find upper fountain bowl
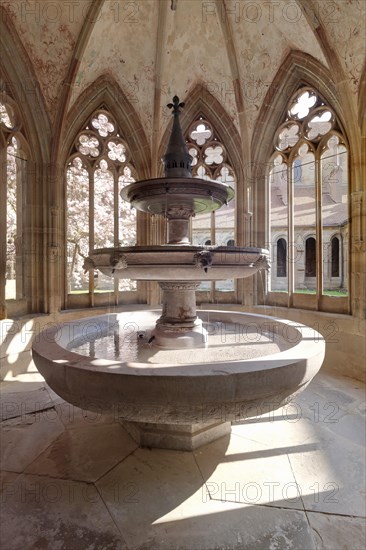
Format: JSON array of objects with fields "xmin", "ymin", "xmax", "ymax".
[{"xmin": 120, "ymin": 176, "xmax": 235, "ymax": 217}]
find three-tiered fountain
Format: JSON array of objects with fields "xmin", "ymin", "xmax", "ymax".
[{"xmin": 33, "ymin": 97, "xmax": 325, "ymax": 450}]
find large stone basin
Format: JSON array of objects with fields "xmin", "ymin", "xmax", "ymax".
[{"xmin": 32, "ymin": 309, "xmax": 325, "ymax": 450}]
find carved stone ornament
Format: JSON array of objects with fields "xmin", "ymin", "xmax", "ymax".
[
  {"xmin": 83, "ymin": 257, "xmax": 95, "ymax": 272},
  {"xmin": 167, "ymin": 206, "xmax": 194, "ymax": 219},
  {"xmin": 253, "ymin": 254, "xmax": 271, "ymax": 271},
  {"xmin": 111, "ymin": 252, "xmax": 128, "ymax": 271},
  {"xmin": 194, "ymin": 250, "xmax": 214, "ymax": 271},
  {"xmin": 158, "ymin": 281, "xmax": 200, "ymax": 291}
]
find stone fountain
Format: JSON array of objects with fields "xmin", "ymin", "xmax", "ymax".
[{"xmin": 32, "ymin": 96, "xmax": 325, "ymax": 450}]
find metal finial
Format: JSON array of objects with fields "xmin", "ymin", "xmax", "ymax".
[
  {"xmin": 167, "ymin": 96, "xmax": 185, "ymax": 114},
  {"xmin": 163, "ymin": 96, "xmax": 192, "ymax": 178}
]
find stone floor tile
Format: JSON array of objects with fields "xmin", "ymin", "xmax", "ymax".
[
  {"xmin": 136, "ymin": 502, "xmax": 316, "ymax": 550},
  {"xmin": 96, "ymin": 447, "xmax": 210, "ymax": 548},
  {"xmin": 307, "ymin": 373, "xmax": 366, "ymax": 411},
  {"xmin": 96, "ymin": 446, "xmax": 315, "ymax": 549},
  {"xmin": 295, "ymin": 375, "xmax": 365, "ymax": 425},
  {"xmin": 1, "ymin": 382, "xmax": 54, "ymax": 420},
  {"xmin": 307, "ymin": 511, "xmax": 366, "ymax": 550},
  {"xmin": 1, "ymin": 410, "xmax": 65, "ymax": 472},
  {"xmin": 1, "ymin": 375, "xmax": 45, "ymax": 392},
  {"xmin": 194, "ymin": 433, "xmax": 304, "ymax": 510},
  {"xmin": 0, "ymin": 473, "xmax": 127, "ymax": 550},
  {"xmin": 231, "ymin": 408, "xmax": 319, "ymax": 449},
  {"xmin": 288, "ymin": 432, "xmax": 366, "ymax": 516},
  {"xmin": 26, "ymin": 422, "xmax": 138, "ymax": 482}
]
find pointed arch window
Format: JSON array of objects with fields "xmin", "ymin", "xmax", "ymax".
[
  {"xmin": 331, "ymin": 236, "xmax": 340, "ymax": 278},
  {"xmin": 305, "ymin": 237, "xmax": 316, "ymax": 277},
  {"xmin": 1, "ymin": 95, "xmax": 29, "ymax": 310},
  {"xmin": 66, "ymin": 109, "xmax": 137, "ymax": 305},
  {"xmin": 268, "ymin": 87, "xmax": 349, "ymax": 309},
  {"xmin": 186, "ymin": 117, "xmax": 236, "ymax": 296},
  {"xmin": 277, "ymin": 238, "xmax": 287, "ymax": 277}
]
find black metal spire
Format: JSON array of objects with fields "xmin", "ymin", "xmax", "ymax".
[{"xmin": 163, "ymin": 96, "xmax": 193, "ymax": 178}]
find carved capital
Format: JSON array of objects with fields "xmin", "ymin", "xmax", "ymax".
[
  {"xmin": 166, "ymin": 206, "xmax": 194, "ymax": 219},
  {"xmin": 159, "ymin": 281, "xmax": 200, "ymax": 291}
]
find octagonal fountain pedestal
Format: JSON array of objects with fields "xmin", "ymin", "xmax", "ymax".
[{"xmin": 32, "ymin": 309, "xmax": 325, "ymax": 451}]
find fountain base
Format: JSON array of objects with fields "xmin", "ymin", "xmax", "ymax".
[
  {"xmin": 152, "ymin": 281, "xmax": 208, "ymax": 349},
  {"xmin": 122, "ymin": 420, "xmax": 231, "ymax": 451},
  {"xmin": 152, "ymin": 318, "xmax": 207, "ymax": 349}
]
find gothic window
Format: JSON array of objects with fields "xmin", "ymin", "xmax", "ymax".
[
  {"xmin": 66, "ymin": 109, "xmax": 137, "ymax": 303},
  {"xmin": 186, "ymin": 117, "xmax": 236, "ymax": 295},
  {"xmin": 331, "ymin": 236, "xmax": 340, "ymax": 277},
  {"xmin": 268, "ymin": 87, "xmax": 348, "ymax": 305},
  {"xmin": 305, "ymin": 237, "xmax": 316, "ymax": 277},
  {"xmin": 277, "ymin": 238, "xmax": 287, "ymax": 277},
  {"xmin": 0, "ymin": 95, "xmax": 29, "ymax": 305}
]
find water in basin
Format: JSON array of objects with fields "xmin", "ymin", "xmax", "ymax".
[{"xmin": 67, "ymin": 312, "xmax": 292, "ymax": 364}]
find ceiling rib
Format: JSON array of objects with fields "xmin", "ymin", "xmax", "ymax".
[{"xmin": 152, "ymin": 0, "xmax": 170, "ymax": 177}]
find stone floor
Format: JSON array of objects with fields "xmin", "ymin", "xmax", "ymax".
[{"xmin": 0, "ymin": 369, "xmax": 365, "ymax": 549}]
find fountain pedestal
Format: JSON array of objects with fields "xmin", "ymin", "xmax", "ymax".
[
  {"xmin": 166, "ymin": 206, "xmax": 194, "ymax": 244},
  {"xmin": 153, "ymin": 281, "xmax": 207, "ymax": 348},
  {"xmin": 122, "ymin": 420, "xmax": 231, "ymax": 451}
]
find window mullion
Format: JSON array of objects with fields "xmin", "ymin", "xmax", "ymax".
[
  {"xmin": 0, "ymin": 144, "xmax": 7, "ymax": 317},
  {"xmin": 315, "ymin": 155, "xmax": 323, "ymax": 306},
  {"xmin": 114, "ymin": 172, "xmax": 119, "ymax": 303},
  {"xmin": 287, "ymin": 162, "xmax": 294, "ymax": 306},
  {"xmin": 16, "ymin": 156, "xmax": 24, "ymax": 299},
  {"xmin": 211, "ymin": 211, "xmax": 215, "ymax": 299},
  {"xmin": 89, "ymin": 169, "xmax": 95, "ymax": 305}
]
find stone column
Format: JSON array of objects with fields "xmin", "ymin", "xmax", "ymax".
[
  {"xmin": 166, "ymin": 206, "xmax": 194, "ymax": 244},
  {"xmin": 157, "ymin": 281, "xmax": 199, "ymax": 327},
  {"xmin": 152, "ymin": 281, "xmax": 207, "ymax": 349}
]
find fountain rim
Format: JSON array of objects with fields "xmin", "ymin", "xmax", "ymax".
[
  {"xmin": 120, "ymin": 176, "xmax": 235, "ymax": 203},
  {"xmin": 32, "ymin": 309, "xmax": 325, "ymax": 378},
  {"xmin": 88, "ymin": 245, "xmax": 269, "ymax": 253}
]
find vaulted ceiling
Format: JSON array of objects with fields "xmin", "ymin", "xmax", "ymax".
[{"xmin": 1, "ymin": 0, "xmax": 365, "ymax": 148}]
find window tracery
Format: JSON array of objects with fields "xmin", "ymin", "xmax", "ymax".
[
  {"xmin": 66, "ymin": 109, "xmax": 137, "ymax": 300},
  {"xmin": 186, "ymin": 117, "xmax": 236, "ymax": 295},
  {"xmin": 0, "ymin": 94, "xmax": 28, "ymax": 303},
  {"xmin": 269, "ymin": 86, "xmax": 348, "ymax": 304}
]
